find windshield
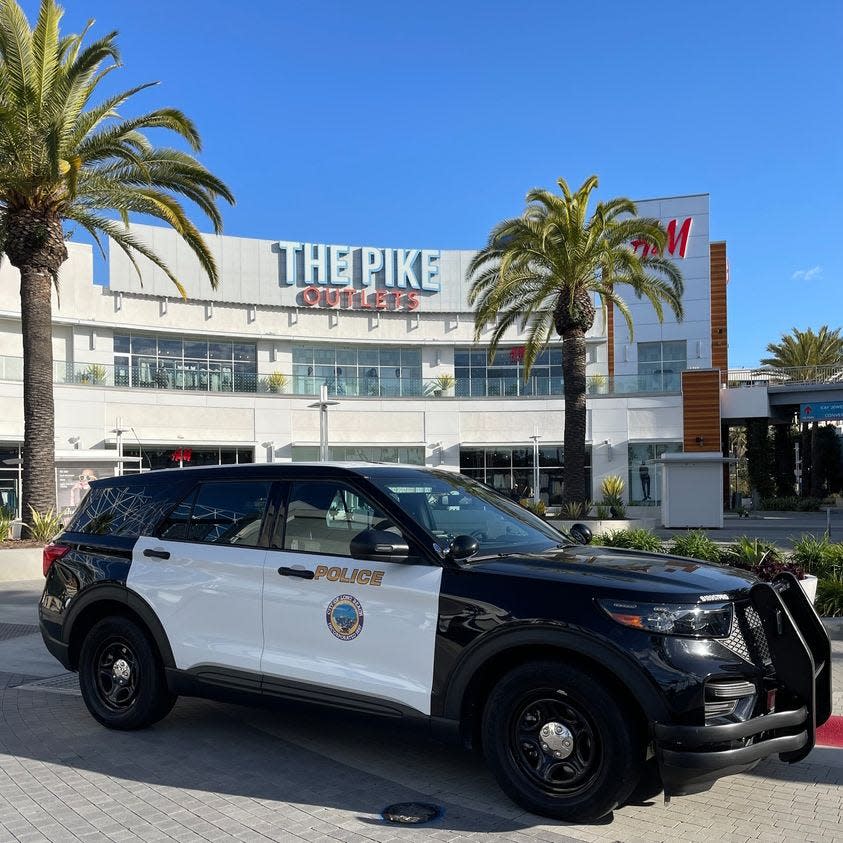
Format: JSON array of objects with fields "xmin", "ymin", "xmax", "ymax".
[{"xmin": 369, "ymin": 470, "xmax": 570, "ymax": 556}]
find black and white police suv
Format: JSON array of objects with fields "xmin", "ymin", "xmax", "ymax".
[{"xmin": 40, "ymin": 463, "xmax": 831, "ymax": 821}]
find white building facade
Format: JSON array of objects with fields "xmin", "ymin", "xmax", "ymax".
[{"xmin": 0, "ymin": 194, "xmax": 718, "ymax": 520}]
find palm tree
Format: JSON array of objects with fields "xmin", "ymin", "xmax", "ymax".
[
  {"xmin": 468, "ymin": 176, "xmax": 684, "ymax": 504},
  {"xmin": 0, "ymin": 0, "xmax": 233, "ymax": 524},
  {"xmin": 761, "ymin": 326, "xmax": 843, "ymax": 497},
  {"xmin": 760, "ymin": 326, "xmax": 843, "ymax": 380}
]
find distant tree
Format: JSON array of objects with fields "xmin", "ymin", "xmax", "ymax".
[
  {"xmin": 746, "ymin": 420, "xmax": 775, "ymax": 502},
  {"xmin": 761, "ymin": 326, "xmax": 843, "ymax": 379},
  {"xmin": 468, "ymin": 176, "xmax": 684, "ymax": 504},
  {"xmin": 762, "ymin": 326, "xmax": 843, "ymax": 497},
  {"xmin": 0, "ymin": 0, "xmax": 233, "ymax": 523}
]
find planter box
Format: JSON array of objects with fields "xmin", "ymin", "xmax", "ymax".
[
  {"xmin": 549, "ymin": 517, "xmax": 660, "ymax": 534},
  {"xmin": 0, "ymin": 547, "xmax": 43, "ymax": 582},
  {"xmin": 799, "ymin": 574, "xmax": 818, "ymax": 605}
]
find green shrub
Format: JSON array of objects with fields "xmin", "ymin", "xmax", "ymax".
[
  {"xmin": 791, "ymin": 534, "xmax": 843, "ymax": 579},
  {"xmin": 600, "ymin": 475, "xmax": 625, "ymax": 501},
  {"xmin": 0, "ymin": 509, "xmax": 12, "ymax": 541},
  {"xmin": 560, "ymin": 500, "xmax": 591, "ymax": 519},
  {"xmin": 815, "ymin": 577, "xmax": 843, "ymax": 617},
  {"xmin": 722, "ymin": 536, "xmax": 781, "ymax": 571},
  {"xmin": 760, "ymin": 496, "xmax": 823, "ymax": 512},
  {"xmin": 24, "ymin": 508, "xmax": 62, "ymax": 544},
  {"xmin": 594, "ymin": 528, "xmax": 663, "ymax": 552},
  {"xmin": 595, "ymin": 503, "xmax": 610, "ymax": 520},
  {"xmin": 519, "ymin": 498, "xmax": 546, "ymax": 517},
  {"xmin": 668, "ymin": 530, "xmax": 722, "ymax": 563}
]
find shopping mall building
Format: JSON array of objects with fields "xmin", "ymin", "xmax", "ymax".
[{"xmin": 0, "ymin": 193, "xmax": 729, "ymax": 520}]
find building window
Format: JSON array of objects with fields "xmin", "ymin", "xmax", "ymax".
[
  {"xmin": 122, "ymin": 446, "xmax": 254, "ymax": 473},
  {"xmin": 291, "ymin": 445, "xmax": 424, "ymax": 465},
  {"xmin": 291, "ymin": 345, "xmax": 422, "ymax": 396},
  {"xmin": 454, "ymin": 346, "xmax": 563, "ymax": 397},
  {"xmin": 458, "ymin": 445, "xmax": 588, "ymax": 506},
  {"xmin": 113, "ymin": 334, "xmax": 257, "ymax": 393},
  {"xmin": 637, "ymin": 341, "xmax": 687, "ymax": 392},
  {"xmin": 627, "ymin": 442, "xmax": 682, "ymax": 506}
]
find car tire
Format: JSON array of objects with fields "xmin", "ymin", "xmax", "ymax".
[
  {"xmin": 481, "ymin": 660, "xmax": 643, "ymax": 821},
  {"xmin": 78, "ymin": 616, "xmax": 177, "ymax": 730}
]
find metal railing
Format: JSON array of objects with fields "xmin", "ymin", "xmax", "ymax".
[
  {"xmin": 727, "ymin": 365, "xmax": 843, "ymax": 388},
  {"xmin": 0, "ymin": 355, "xmax": 683, "ymax": 398}
]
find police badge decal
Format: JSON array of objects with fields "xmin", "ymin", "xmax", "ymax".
[{"xmin": 326, "ymin": 594, "xmax": 364, "ymax": 641}]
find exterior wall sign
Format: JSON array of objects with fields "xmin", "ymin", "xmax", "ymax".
[
  {"xmin": 278, "ymin": 242, "xmax": 440, "ymax": 311},
  {"xmin": 631, "ymin": 217, "xmax": 693, "ymax": 259}
]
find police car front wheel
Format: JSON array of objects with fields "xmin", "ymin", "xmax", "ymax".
[
  {"xmin": 481, "ymin": 661, "xmax": 644, "ymax": 821},
  {"xmin": 78, "ymin": 617, "xmax": 176, "ymax": 730}
]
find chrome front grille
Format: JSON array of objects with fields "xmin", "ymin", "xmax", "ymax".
[{"xmin": 720, "ymin": 602, "xmax": 772, "ymax": 667}]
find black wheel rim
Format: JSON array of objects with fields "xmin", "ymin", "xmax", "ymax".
[
  {"xmin": 94, "ymin": 636, "xmax": 139, "ymax": 712},
  {"xmin": 508, "ymin": 689, "xmax": 602, "ymax": 797}
]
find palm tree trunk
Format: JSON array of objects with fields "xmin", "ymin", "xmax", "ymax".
[
  {"xmin": 561, "ymin": 328, "xmax": 587, "ymax": 504},
  {"xmin": 20, "ymin": 264, "xmax": 57, "ymax": 521}
]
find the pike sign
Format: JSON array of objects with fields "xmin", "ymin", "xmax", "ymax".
[
  {"xmin": 277, "ymin": 241, "xmax": 440, "ymax": 311},
  {"xmin": 277, "ymin": 217, "xmax": 692, "ymax": 312}
]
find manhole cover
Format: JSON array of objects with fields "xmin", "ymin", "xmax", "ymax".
[{"xmin": 381, "ymin": 802, "xmax": 442, "ymax": 825}]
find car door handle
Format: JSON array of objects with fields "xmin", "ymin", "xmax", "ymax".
[
  {"xmin": 278, "ymin": 566, "xmax": 315, "ymax": 579},
  {"xmin": 143, "ymin": 548, "xmax": 170, "ymax": 560}
]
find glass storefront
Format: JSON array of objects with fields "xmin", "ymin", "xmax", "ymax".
[
  {"xmin": 627, "ymin": 441, "xmax": 683, "ymax": 506},
  {"xmin": 113, "ymin": 334, "xmax": 258, "ymax": 393},
  {"xmin": 459, "ymin": 444, "xmax": 586, "ymax": 505},
  {"xmin": 122, "ymin": 446, "xmax": 254, "ymax": 473},
  {"xmin": 292, "ymin": 345, "xmax": 422, "ymax": 397},
  {"xmin": 637, "ymin": 341, "xmax": 687, "ymax": 392},
  {"xmin": 291, "ymin": 445, "xmax": 424, "ymax": 464},
  {"xmin": 455, "ymin": 346, "xmax": 564, "ymax": 397},
  {"xmin": 0, "ymin": 445, "xmax": 20, "ymax": 518}
]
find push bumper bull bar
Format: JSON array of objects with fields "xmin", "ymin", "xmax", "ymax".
[{"xmin": 655, "ymin": 572, "xmax": 832, "ymax": 796}]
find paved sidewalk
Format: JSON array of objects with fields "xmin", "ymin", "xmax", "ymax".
[{"xmin": 0, "ymin": 580, "xmax": 840, "ymax": 842}]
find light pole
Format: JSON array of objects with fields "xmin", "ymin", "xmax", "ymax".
[
  {"xmin": 529, "ymin": 428, "xmax": 542, "ymax": 504},
  {"xmin": 110, "ymin": 416, "xmax": 127, "ymax": 476},
  {"xmin": 308, "ymin": 384, "xmax": 339, "ymax": 461}
]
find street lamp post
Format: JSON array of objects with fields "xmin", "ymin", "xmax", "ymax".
[
  {"xmin": 529, "ymin": 428, "xmax": 542, "ymax": 505},
  {"xmin": 308, "ymin": 384, "xmax": 339, "ymax": 461}
]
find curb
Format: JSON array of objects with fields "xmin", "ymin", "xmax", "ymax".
[{"xmin": 822, "ymin": 618, "xmax": 843, "ymax": 640}]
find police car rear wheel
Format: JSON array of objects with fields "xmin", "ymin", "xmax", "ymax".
[
  {"xmin": 79, "ymin": 617, "xmax": 176, "ymax": 730},
  {"xmin": 482, "ymin": 661, "xmax": 642, "ymax": 821}
]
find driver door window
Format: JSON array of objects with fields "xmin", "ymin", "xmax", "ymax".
[{"xmin": 277, "ymin": 481, "xmax": 401, "ymax": 558}]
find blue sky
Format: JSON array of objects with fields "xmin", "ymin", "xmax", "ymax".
[{"xmin": 25, "ymin": 0, "xmax": 842, "ymax": 366}]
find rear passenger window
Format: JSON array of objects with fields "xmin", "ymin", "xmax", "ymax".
[
  {"xmin": 188, "ymin": 481, "xmax": 270, "ymax": 546},
  {"xmin": 279, "ymin": 481, "xmax": 401, "ymax": 557},
  {"xmin": 68, "ymin": 483, "xmax": 183, "ymax": 537},
  {"xmin": 158, "ymin": 489, "xmax": 198, "ymax": 540}
]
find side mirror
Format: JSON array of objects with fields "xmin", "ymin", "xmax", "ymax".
[
  {"xmin": 448, "ymin": 534, "xmax": 479, "ymax": 561},
  {"xmin": 350, "ymin": 529, "xmax": 410, "ymax": 563},
  {"xmin": 569, "ymin": 523, "xmax": 593, "ymax": 545}
]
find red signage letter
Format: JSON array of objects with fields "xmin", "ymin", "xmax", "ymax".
[{"xmin": 665, "ymin": 217, "xmax": 692, "ymax": 258}]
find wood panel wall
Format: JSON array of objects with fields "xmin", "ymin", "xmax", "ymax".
[
  {"xmin": 710, "ymin": 242, "xmax": 728, "ymax": 383},
  {"xmin": 682, "ymin": 369, "xmax": 722, "ymax": 451}
]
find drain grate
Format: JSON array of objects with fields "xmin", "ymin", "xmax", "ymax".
[
  {"xmin": 0, "ymin": 623, "xmax": 39, "ymax": 641},
  {"xmin": 15, "ymin": 672, "xmax": 81, "ymax": 696},
  {"xmin": 381, "ymin": 802, "xmax": 442, "ymax": 825}
]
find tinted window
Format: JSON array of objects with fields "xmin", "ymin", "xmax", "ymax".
[
  {"xmin": 279, "ymin": 481, "xmax": 401, "ymax": 558},
  {"xmin": 188, "ymin": 481, "xmax": 270, "ymax": 546},
  {"xmin": 157, "ymin": 488, "xmax": 198, "ymax": 540},
  {"xmin": 68, "ymin": 483, "xmax": 179, "ymax": 537}
]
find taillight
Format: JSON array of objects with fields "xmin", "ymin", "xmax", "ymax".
[{"xmin": 43, "ymin": 543, "xmax": 70, "ymax": 577}]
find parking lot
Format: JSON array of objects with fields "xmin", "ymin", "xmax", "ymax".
[{"xmin": 0, "ymin": 579, "xmax": 841, "ymax": 843}]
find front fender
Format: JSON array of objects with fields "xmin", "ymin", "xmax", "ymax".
[{"xmin": 438, "ymin": 622, "xmax": 671, "ymax": 725}]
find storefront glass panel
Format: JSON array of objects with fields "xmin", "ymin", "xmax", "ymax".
[{"xmin": 627, "ymin": 441, "xmax": 683, "ymax": 505}]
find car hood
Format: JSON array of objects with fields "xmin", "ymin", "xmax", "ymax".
[{"xmin": 467, "ymin": 544, "xmax": 757, "ymax": 599}]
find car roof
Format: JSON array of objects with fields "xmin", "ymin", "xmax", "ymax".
[{"xmin": 89, "ymin": 461, "xmax": 443, "ymax": 489}]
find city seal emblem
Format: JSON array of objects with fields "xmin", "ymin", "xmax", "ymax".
[{"xmin": 326, "ymin": 594, "xmax": 364, "ymax": 641}]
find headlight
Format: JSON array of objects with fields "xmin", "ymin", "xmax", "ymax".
[{"xmin": 598, "ymin": 599, "xmax": 733, "ymax": 638}]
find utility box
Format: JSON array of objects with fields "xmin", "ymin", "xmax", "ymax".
[{"xmin": 658, "ymin": 452, "xmax": 732, "ymax": 529}]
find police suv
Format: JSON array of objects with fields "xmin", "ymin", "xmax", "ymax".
[{"xmin": 39, "ymin": 463, "xmax": 831, "ymax": 821}]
